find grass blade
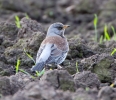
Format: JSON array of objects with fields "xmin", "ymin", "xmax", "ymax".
[
  {"xmin": 104, "ymin": 25, "xmax": 110, "ymax": 40},
  {"xmin": 76, "ymin": 62, "xmax": 79, "ymax": 73},
  {"xmin": 19, "ymin": 69, "xmax": 30, "ymax": 76},
  {"xmin": 99, "ymin": 35, "xmax": 103, "ymax": 44},
  {"xmin": 15, "ymin": 15, "xmax": 21, "ymax": 28},
  {"xmin": 15, "ymin": 15, "xmax": 20, "ymax": 21},
  {"xmin": 85, "ymin": 87, "xmax": 90, "ymax": 91},
  {"xmin": 111, "ymin": 26, "xmax": 116, "ymax": 35},
  {"xmin": 24, "ymin": 48, "xmax": 36, "ymax": 64},
  {"xmin": 111, "ymin": 48, "xmax": 116, "ymax": 56},
  {"xmin": 93, "ymin": 14, "xmax": 98, "ymax": 42},
  {"xmin": 25, "ymin": 13, "xmax": 29, "ymax": 19},
  {"xmin": 93, "ymin": 14, "xmax": 98, "ymax": 28},
  {"xmin": 19, "ymin": 69, "xmax": 36, "ymax": 79},
  {"xmin": 111, "ymin": 26, "xmax": 116, "ymax": 40},
  {"xmin": 36, "ymin": 68, "xmax": 45, "ymax": 77},
  {"xmin": 15, "ymin": 58, "xmax": 20, "ymax": 73}
]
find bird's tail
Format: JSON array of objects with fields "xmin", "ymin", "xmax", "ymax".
[{"xmin": 31, "ymin": 62, "xmax": 45, "ymax": 72}]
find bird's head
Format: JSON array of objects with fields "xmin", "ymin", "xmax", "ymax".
[{"xmin": 47, "ymin": 22, "xmax": 70, "ymax": 37}]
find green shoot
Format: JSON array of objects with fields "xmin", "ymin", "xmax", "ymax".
[
  {"xmin": 19, "ymin": 69, "xmax": 35, "ymax": 79},
  {"xmin": 23, "ymin": 48, "xmax": 45, "ymax": 77},
  {"xmin": 111, "ymin": 26, "xmax": 116, "ymax": 40},
  {"xmin": 35, "ymin": 68, "xmax": 45, "ymax": 77},
  {"xmin": 15, "ymin": 15, "xmax": 21, "ymax": 28},
  {"xmin": 93, "ymin": 14, "xmax": 98, "ymax": 28},
  {"xmin": 104, "ymin": 25, "xmax": 110, "ymax": 41},
  {"xmin": 24, "ymin": 48, "xmax": 36, "ymax": 64},
  {"xmin": 15, "ymin": 58, "xmax": 20, "ymax": 73},
  {"xmin": 93, "ymin": 14, "xmax": 98, "ymax": 42},
  {"xmin": 19, "ymin": 69, "xmax": 30, "ymax": 76},
  {"xmin": 99, "ymin": 35, "xmax": 103, "ymax": 44},
  {"xmin": 111, "ymin": 48, "xmax": 116, "ymax": 56},
  {"xmin": 25, "ymin": 13, "xmax": 29, "ymax": 19},
  {"xmin": 35, "ymin": 71, "xmax": 40, "ymax": 76},
  {"xmin": 111, "ymin": 26, "xmax": 116, "ymax": 35},
  {"xmin": 85, "ymin": 87, "xmax": 90, "ymax": 91},
  {"xmin": 76, "ymin": 62, "xmax": 79, "ymax": 73}
]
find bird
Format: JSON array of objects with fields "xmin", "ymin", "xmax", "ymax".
[{"xmin": 31, "ymin": 22, "xmax": 70, "ymax": 72}]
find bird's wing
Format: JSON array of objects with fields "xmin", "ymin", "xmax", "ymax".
[
  {"xmin": 31, "ymin": 43, "xmax": 67, "ymax": 72},
  {"xmin": 36, "ymin": 44, "xmax": 45, "ymax": 62},
  {"xmin": 31, "ymin": 43, "xmax": 52, "ymax": 71},
  {"xmin": 46, "ymin": 44, "xmax": 66, "ymax": 64},
  {"xmin": 36, "ymin": 43, "xmax": 52, "ymax": 63}
]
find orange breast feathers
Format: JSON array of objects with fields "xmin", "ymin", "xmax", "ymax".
[{"xmin": 42, "ymin": 36, "xmax": 69, "ymax": 51}]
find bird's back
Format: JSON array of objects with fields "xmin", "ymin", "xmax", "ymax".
[{"xmin": 42, "ymin": 36, "xmax": 69, "ymax": 51}]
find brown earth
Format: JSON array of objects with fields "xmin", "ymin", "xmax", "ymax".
[{"xmin": 0, "ymin": 0, "xmax": 116, "ymax": 100}]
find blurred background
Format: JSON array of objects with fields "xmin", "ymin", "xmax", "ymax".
[{"xmin": 1, "ymin": 0, "xmax": 116, "ymax": 38}]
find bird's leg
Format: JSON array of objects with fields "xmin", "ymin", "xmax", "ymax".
[{"xmin": 57, "ymin": 65, "xmax": 63, "ymax": 70}]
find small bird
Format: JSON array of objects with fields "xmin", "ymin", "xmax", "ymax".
[{"xmin": 31, "ymin": 22, "xmax": 70, "ymax": 72}]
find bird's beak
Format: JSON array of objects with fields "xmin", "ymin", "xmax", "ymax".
[{"xmin": 63, "ymin": 25, "xmax": 70, "ymax": 29}]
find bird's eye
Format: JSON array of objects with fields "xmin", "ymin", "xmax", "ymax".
[{"xmin": 57, "ymin": 27, "xmax": 63, "ymax": 30}]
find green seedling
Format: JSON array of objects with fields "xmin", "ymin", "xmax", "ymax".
[
  {"xmin": 85, "ymin": 87, "xmax": 90, "ymax": 91},
  {"xmin": 111, "ymin": 26, "xmax": 116, "ymax": 35},
  {"xmin": 99, "ymin": 25, "xmax": 116, "ymax": 44},
  {"xmin": 15, "ymin": 15, "xmax": 21, "ymax": 28},
  {"xmin": 93, "ymin": 14, "xmax": 98, "ymax": 42},
  {"xmin": 19, "ymin": 69, "xmax": 30, "ymax": 76},
  {"xmin": 111, "ymin": 26, "xmax": 116, "ymax": 40},
  {"xmin": 15, "ymin": 49, "xmax": 45, "ymax": 78},
  {"xmin": 15, "ymin": 58, "xmax": 20, "ymax": 73},
  {"xmin": 24, "ymin": 48, "xmax": 36, "ymax": 64},
  {"xmin": 15, "ymin": 14, "xmax": 29, "ymax": 28},
  {"xmin": 25, "ymin": 13, "xmax": 29, "ymax": 19},
  {"xmin": 35, "ymin": 68, "xmax": 45, "ymax": 77},
  {"xmin": 76, "ymin": 62, "xmax": 79, "ymax": 73},
  {"xmin": 19, "ymin": 69, "xmax": 35, "ymax": 79},
  {"xmin": 99, "ymin": 35, "xmax": 103, "ymax": 44},
  {"xmin": 24, "ymin": 48, "xmax": 45, "ymax": 77},
  {"xmin": 35, "ymin": 71, "xmax": 40, "ymax": 76},
  {"xmin": 104, "ymin": 25, "xmax": 110, "ymax": 41},
  {"xmin": 111, "ymin": 48, "xmax": 116, "ymax": 56}
]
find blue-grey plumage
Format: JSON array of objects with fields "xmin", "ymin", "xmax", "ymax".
[{"xmin": 31, "ymin": 22, "xmax": 69, "ymax": 72}]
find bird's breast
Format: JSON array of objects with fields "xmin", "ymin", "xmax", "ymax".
[{"xmin": 42, "ymin": 36, "xmax": 69, "ymax": 51}]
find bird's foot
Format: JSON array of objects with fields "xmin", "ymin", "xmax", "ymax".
[{"xmin": 57, "ymin": 65, "xmax": 63, "ymax": 70}]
